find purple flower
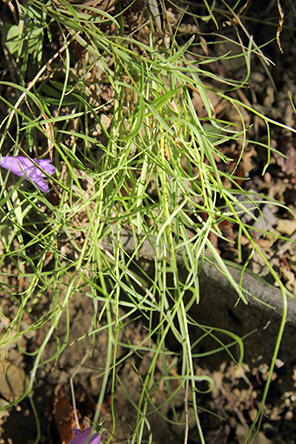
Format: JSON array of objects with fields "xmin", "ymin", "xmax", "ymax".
[
  {"xmin": 68, "ymin": 427, "xmax": 101, "ymax": 444},
  {"xmin": 0, "ymin": 156, "xmax": 56, "ymax": 193}
]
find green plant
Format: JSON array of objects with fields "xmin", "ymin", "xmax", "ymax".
[{"xmin": 0, "ymin": 1, "xmax": 295, "ymax": 443}]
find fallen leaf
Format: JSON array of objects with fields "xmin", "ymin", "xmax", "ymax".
[
  {"xmin": 275, "ymin": 144, "xmax": 296, "ymax": 176},
  {"xmin": 0, "ymin": 362, "xmax": 29, "ymax": 402},
  {"xmin": 52, "ymin": 385, "xmax": 76, "ymax": 444},
  {"xmin": 276, "ymin": 219, "xmax": 296, "ymax": 235}
]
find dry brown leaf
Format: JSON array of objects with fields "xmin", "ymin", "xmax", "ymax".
[
  {"xmin": 0, "ymin": 362, "xmax": 29, "ymax": 402},
  {"xmin": 276, "ymin": 0, "xmax": 284, "ymax": 54},
  {"xmin": 275, "ymin": 144, "xmax": 296, "ymax": 176},
  {"xmin": 276, "ymin": 219, "xmax": 296, "ymax": 236},
  {"xmin": 52, "ymin": 385, "xmax": 76, "ymax": 444}
]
